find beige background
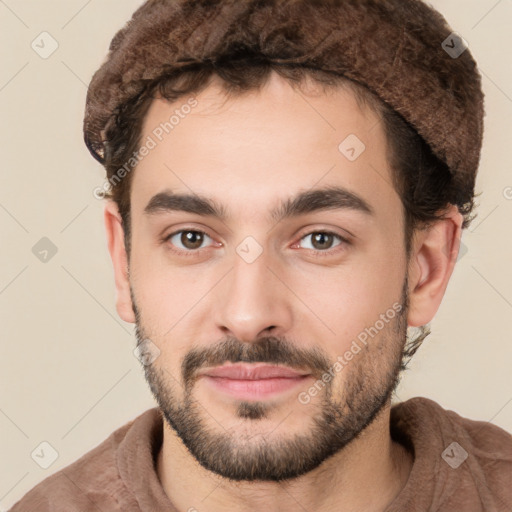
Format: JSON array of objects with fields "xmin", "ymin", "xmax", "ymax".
[{"xmin": 1, "ymin": 0, "xmax": 511, "ymax": 508}]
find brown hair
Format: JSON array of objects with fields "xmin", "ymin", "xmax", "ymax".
[
  {"xmin": 102, "ymin": 62, "xmax": 476, "ymax": 257},
  {"xmin": 85, "ymin": 0, "xmax": 484, "ymax": 218},
  {"xmin": 85, "ymin": 0, "xmax": 485, "ymax": 362}
]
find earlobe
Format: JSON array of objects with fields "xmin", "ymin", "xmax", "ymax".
[
  {"xmin": 407, "ymin": 206, "xmax": 463, "ymax": 327},
  {"xmin": 104, "ymin": 201, "xmax": 136, "ymax": 324}
]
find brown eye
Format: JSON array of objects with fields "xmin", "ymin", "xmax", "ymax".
[
  {"xmin": 181, "ymin": 231, "xmax": 204, "ymax": 249},
  {"xmin": 167, "ymin": 230, "xmax": 211, "ymax": 251},
  {"xmin": 299, "ymin": 231, "xmax": 344, "ymax": 251},
  {"xmin": 313, "ymin": 233, "xmax": 334, "ymax": 250}
]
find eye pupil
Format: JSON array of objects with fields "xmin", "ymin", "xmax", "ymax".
[
  {"xmin": 182, "ymin": 231, "xmax": 204, "ymax": 249},
  {"xmin": 312, "ymin": 233, "xmax": 333, "ymax": 250}
]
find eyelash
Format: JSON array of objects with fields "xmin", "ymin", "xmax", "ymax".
[{"xmin": 162, "ymin": 228, "xmax": 350, "ymax": 258}]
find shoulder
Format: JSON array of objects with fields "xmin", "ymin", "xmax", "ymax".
[
  {"xmin": 391, "ymin": 397, "xmax": 512, "ymax": 510},
  {"xmin": 8, "ymin": 408, "xmax": 158, "ymax": 512},
  {"xmin": 392, "ymin": 396, "xmax": 512, "ymax": 456}
]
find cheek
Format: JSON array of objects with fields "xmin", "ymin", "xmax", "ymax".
[
  {"xmin": 286, "ymin": 247, "xmax": 404, "ymax": 352},
  {"xmin": 290, "ymin": 273, "xmax": 389, "ymax": 355},
  {"xmin": 130, "ymin": 247, "xmax": 208, "ymax": 338},
  {"xmin": 130, "ymin": 221, "xmax": 405, "ymax": 351}
]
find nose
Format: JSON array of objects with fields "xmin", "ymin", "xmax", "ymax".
[{"xmin": 213, "ymin": 248, "xmax": 294, "ymax": 343}]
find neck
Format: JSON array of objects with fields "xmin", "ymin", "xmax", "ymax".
[{"xmin": 156, "ymin": 404, "xmax": 413, "ymax": 512}]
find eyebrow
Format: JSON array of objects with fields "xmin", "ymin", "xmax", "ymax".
[{"xmin": 143, "ymin": 185, "xmax": 374, "ymax": 223}]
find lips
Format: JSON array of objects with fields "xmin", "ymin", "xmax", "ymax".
[{"xmin": 199, "ymin": 363, "xmax": 310, "ymax": 380}]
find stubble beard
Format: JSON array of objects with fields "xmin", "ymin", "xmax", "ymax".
[{"xmin": 132, "ymin": 279, "xmax": 409, "ymax": 482}]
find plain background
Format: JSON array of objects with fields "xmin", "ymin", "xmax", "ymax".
[{"xmin": 1, "ymin": 0, "xmax": 511, "ymax": 508}]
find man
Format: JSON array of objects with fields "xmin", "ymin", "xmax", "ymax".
[{"xmin": 9, "ymin": 0, "xmax": 512, "ymax": 511}]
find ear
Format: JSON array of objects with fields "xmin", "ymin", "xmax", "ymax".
[
  {"xmin": 407, "ymin": 205, "xmax": 463, "ymax": 327},
  {"xmin": 104, "ymin": 200, "xmax": 136, "ymax": 324}
]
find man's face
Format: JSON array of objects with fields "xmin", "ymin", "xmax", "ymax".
[{"xmin": 127, "ymin": 72, "xmax": 410, "ymax": 481}]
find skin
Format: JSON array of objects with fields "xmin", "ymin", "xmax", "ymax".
[{"xmin": 104, "ymin": 71, "xmax": 462, "ymax": 512}]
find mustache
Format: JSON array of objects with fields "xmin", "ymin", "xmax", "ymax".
[{"xmin": 181, "ymin": 336, "xmax": 332, "ymax": 387}]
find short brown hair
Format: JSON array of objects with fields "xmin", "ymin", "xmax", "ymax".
[
  {"xmin": 102, "ymin": 63, "xmax": 476, "ymax": 257},
  {"xmin": 85, "ymin": 0, "xmax": 485, "ymax": 363},
  {"xmin": 85, "ymin": 0, "xmax": 485, "ymax": 245}
]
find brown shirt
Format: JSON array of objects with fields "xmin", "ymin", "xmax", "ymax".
[{"xmin": 8, "ymin": 397, "xmax": 512, "ymax": 511}]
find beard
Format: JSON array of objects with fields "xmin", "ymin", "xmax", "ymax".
[{"xmin": 131, "ymin": 277, "xmax": 409, "ymax": 482}]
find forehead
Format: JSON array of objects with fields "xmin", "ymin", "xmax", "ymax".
[{"xmin": 130, "ymin": 71, "xmax": 400, "ymax": 226}]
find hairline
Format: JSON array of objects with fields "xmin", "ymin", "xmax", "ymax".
[{"xmin": 113, "ymin": 69, "xmax": 413, "ymax": 260}]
